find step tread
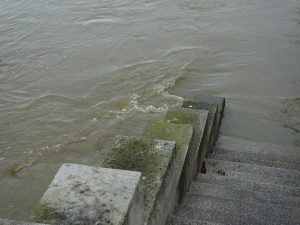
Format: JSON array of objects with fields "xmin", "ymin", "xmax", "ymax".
[
  {"xmin": 183, "ymin": 193, "xmax": 300, "ymax": 221},
  {"xmin": 205, "ymin": 158, "xmax": 300, "ymax": 180},
  {"xmin": 209, "ymin": 148, "xmax": 300, "ymax": 171},
  {"xmin": 170, "ymin": 216, "xmax": 224, "ymax": 225},
  {"xmin": 173, "ymin": 205, "xmax": 298, "ymax": 225},
  {"xmin": 195, "ymin": 173, "xmax": 300, "ymax": 197},
  {"xmin": 202, "ymin": 169, "xmax": 300, "ymax": 187},
  {"xmin": 216, "ymin": 135, "xmax": 300, "ymax": 158},
  {"xmin": 190, "ymin": 181, "xmax": 300, "ymax": 207}
]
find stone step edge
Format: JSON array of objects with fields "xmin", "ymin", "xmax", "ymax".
[
  {"xmin": 209, "ymin": 149, "xmax": 300, "ymax": 171},
  {"xmin": 193, "ymin": 174, "xmax": 300, "ymax": 197},
  {"xmin": 182, "ymin": 193, "xmax": 300, "ymax": 221},
  {"xmin": 187, "ymin": 182, "xmax": 300, "ymax": 207},
  {"xmin": 173, "ymin": 205, "xmax": 297, "ymax": 225},
  {"xmin": 216, "ymin": 134, "xmax": 300, "ymax": 157},
  {"xmin": 205, "ymin": 158, "xmax": 300, "ymax": 179}
]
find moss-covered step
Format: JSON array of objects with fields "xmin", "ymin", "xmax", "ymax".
[
  {"xmin": 165, "ymin": 108, "xmax": 209, "ymax": 185},
  {"xmin": 0, "ymin": 219, "xmax": 48, "ymax": 225},
  {"xmin": 103, "ymin": 135, "xmax": 176, "ymax": 222},
  {"xmin": 182, "ymin": 95, "xmax": 225, "ymax": 148},
  {"xmin": 143, "ymin": 121, "xmax": 194, "ymax": 225},
  {"xmin": 33, "ymin": 164, "xmax": 144, "ymax": 225}
]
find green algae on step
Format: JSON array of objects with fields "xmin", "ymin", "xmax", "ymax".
[
  {"xmin": 103, "ymin": 135, "xmax": 176, "ymax": 214},
  {"xmin": 32, "ymin": 203, "xmax": 66, "ymax": 225},
  {"xmin": 143, "ymin": 121, "xmax": 192, "ymax": 150}
]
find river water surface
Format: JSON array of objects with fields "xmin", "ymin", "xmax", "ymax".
[{"xmin": 1, "ymin": 0, "xmax": 299, "ymax": 220}]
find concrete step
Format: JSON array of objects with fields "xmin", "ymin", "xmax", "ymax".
[
  {"xmin": 169, "ymin": 216, "xmax": 224, "ymax": 225},
  {"xmin": 173, "ymin": 205, "xmax": 298, "ymax": 225},
  {"xmin": 209, "ymin": 147, "xmax": 300, "ymax": 171},
  {"xmin": 189, "ymin": 181, "xmax": 300, "ymax": 207},
  {"xmin": 183, "ymin": 194, "xmax": 300, "ymax": 221},
  {"xmin": 195, "ymin": 173, "xmax": 300, "ymax": 197},
  {"xmin": 216, "ymin": 135, "xmax": 300, "ymax": 158},
  {"xmin": 201, "ymin": 168, "xmax": 300, "ymax": 187},
  {"xmin": 206, "ymin": 158, "xmax": 300, "ymax": 180}
]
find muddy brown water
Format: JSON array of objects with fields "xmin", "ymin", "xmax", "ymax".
[{"xmin": 0, "ymin": 0, "xmax": 299, "ymax": 220}]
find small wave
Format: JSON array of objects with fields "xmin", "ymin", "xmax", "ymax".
[
  {"xmin": 121, "ymin": 94, "xmax": 169, "ymax": 113},
  {"xmin": 78, "ymin": 17, "xmax": 128, "ymax": 26}
]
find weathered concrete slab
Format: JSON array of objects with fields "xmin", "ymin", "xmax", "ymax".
[
  {"xmin": 103, "ymin": 135, "xmax": 176, "ymax": 216},
  {"xmin": 33, "ymin": 164, "xmax": 144, "ymax": 225},
  {"xmin": 0, "ymin": 219, "xmax": 48, "ymax": 225},
  {"xmin": 143, "ymin": 121, "xmax": 193, "ymax": 225},
  {"xmin": 165, "ymin": 108, "xmax": 209, "ymax": 183}
]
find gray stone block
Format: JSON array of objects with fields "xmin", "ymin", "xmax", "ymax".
[
  {"xmin": 33, "ymin": 164, "xmax": 144, "ymax": 225},
  {"xmin": 187, "ymin": 182, "xmax": 300, "ymax": 207},
  {"xmin": 165, "ymin": 108, "xmax": 209, "ymax": 187},
  {"xmin": 143, "ymin": 121, "xmax": 194, "ymax": 225},
  {"xmin": 193, "ymin": 95, "xmax": 225, "ymax": 119},
  {"xmin": 104, "ymin": 135, "xmax": 177, "ymax": 225},
  {"xmin": 195, "ymin": 173, "xmax": 300, "ymax": 197},
  {"xmin": 191, "ymin": 95, "xmax": 225, "ymax": 145},
  {"xmin": 0, "ymin": 219, "xmax": 47, "ymax": 225},
  {"xmin": 183, "ymin": 193, "xmax": 300, "ymax": 221},
  {"xmin": 173, "ymin": 205, "xmax": 298, "ymax": 225},
  {"xmin": 182, "ymin": 101, "xmax": 218, "ymax": 149},
  {"xmin": 205, "ymin": 159, "xmax": 300, "ymax": 180}
]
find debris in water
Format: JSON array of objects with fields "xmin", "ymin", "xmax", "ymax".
[{"xmin": 200, "ymin": 161, "xmax": 206, "ymax": 174}]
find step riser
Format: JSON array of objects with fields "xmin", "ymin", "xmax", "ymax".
[
  {"xmin": 183, "ymin": 194, "xmax": 300, "ymax": 221},
  {"xmin": 170, "ymin": 216, "xmax": 224, "ymax": 225},
  {"xmin": 173, "ymin": 206, "xmax": 298, "ymax": 225}
]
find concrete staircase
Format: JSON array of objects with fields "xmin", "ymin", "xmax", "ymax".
[{"xmin": 169, "ymin": 135, "xmax": 300, "ymax": 225}]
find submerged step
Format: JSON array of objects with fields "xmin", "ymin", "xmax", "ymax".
[
  {"xmin": 205, "ymin": 158, "xmax": 300, "ymax": 180},
  {"xmin": 195, "ymin": 173, "xmax": 300, "ymax": 197},
  {"xmin": 183, "ymin": 193, "xmax": 300, "ymax": 221},
  {"xmin": 173, "ymin": 205, "xmax": 298, "ymax": 225},
  {"xmin": 169, "ymin": 216, "xmax": 224, "ymax": 225},
  {"xmin": 188, "ymin": 182, "xmax": 300, "ymax": 207},
  {"xmin": 209, "ymin": 147, "xmax": 300, "ymax": 171}
]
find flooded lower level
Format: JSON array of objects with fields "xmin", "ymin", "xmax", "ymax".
[{"xmin": 0, "ymin": 0, "xmax": 299, "ymax": 220}]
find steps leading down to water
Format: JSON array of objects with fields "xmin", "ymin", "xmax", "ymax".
[{"xmin": 169, "ymin": 135, "xmax": 300, "ymax": 225}]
